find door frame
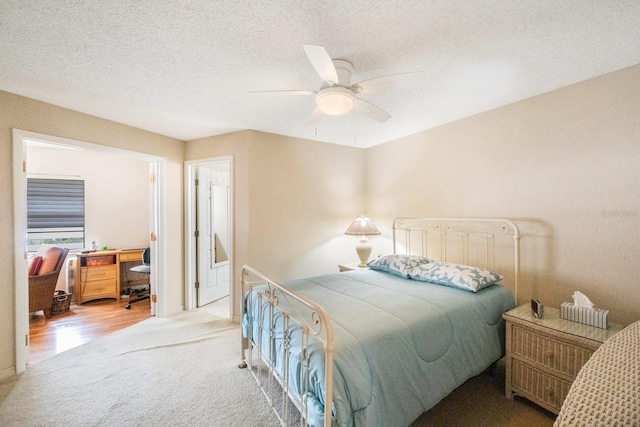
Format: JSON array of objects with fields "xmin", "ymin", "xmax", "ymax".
[
  {"xmin": 184, "ymin": 156, "xmax": 233, "ymax": 313},
  {"xmin": 12, "ymin": 129, "xmax": 165, "ymax": 374}
]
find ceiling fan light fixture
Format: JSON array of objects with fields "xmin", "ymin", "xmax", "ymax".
[{"xmin": 316, "ymin": 87, "xmax": 356, "ymax": 115}]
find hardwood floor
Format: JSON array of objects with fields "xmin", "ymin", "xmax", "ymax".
[{"xmin": 28, "ymin": 297, "xmax": 151, "ymax": 365}]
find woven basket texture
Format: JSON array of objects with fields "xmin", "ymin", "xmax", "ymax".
[{"xmin": 554, "ymin": 320, "xmax": 640, "ymax": 426}]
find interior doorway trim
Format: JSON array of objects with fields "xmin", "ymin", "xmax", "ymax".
[
  {"xmin": 12, "ymin": 129, "xmax": 166, "ymax": 374},
  {"xmin": 184, "ymin": 156, "xmax": 234, "ymax": 315}
]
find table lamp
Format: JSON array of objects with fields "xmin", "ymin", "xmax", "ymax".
[{"xmin": 344, "ymin": 215, "xmax": 381, "ymax": 267}]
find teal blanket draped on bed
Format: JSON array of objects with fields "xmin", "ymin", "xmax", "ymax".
[{"xmin": 243, "ymin": 269, "xmax": 515, "ymax": 427}]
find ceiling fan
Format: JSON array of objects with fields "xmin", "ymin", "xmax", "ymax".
[{"xmin": 253, "ymin": 45, "xmax": 426, "ymax": 123}]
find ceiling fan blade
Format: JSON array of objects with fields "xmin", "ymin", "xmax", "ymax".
[
  {"xmin": 354, "ymin": 72, "xmax": 426, "ymax": 94},
  {"xmin": 353, "ymin": 98, "xmax": 391, "ymax": 123},
  {"xmin": 250, "ymin": 90, "xmax": 316, "ymax": 96},
  {"xmin": 303, "ymin": 45, "xmax": 339, "ymax": 84}
]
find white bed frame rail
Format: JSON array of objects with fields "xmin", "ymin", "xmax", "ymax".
[{"xmin": 240, "ymin": 217, "xmax": 520, "ymax": 427}]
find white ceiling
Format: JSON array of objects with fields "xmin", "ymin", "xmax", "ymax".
[{"xmin": 1, "ymin": 1, "xmax": 639, "ymax": 148}]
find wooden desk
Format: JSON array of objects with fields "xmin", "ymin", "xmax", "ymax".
[{"xmin": 75, "ymin": 249, "xmax": 144, "ymax": 305}]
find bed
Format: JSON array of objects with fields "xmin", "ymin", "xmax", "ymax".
[{"xmin": 239, "ymin": 217, "xmax": 521, "ymax": 426}]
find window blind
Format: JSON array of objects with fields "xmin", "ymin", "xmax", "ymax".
[{"xmin": 27, "ymin": 178, "xmax": 85, "ymax": 229}]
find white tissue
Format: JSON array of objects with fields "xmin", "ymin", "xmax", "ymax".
[{"xmin": 572, "ymin": 291, "xmax": 594, "ymax": 310}]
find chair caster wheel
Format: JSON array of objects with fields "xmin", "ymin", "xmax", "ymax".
[{"xmin": 125, "ymin": 304, "xmax": 131, "ymax": 309}]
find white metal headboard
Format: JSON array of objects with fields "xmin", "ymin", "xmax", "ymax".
[{"xmin": 392, "ymin": 217, "xmax": 521, "ymax": 303}]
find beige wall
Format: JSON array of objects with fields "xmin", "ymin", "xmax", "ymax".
[
  {"xmin": 366, "ymin": 64, "xmax": 640, "ymax": 326},
  {"xmin": 185, "ymin": 130, "xmax": 366, "ymax": 316},
  {"xmin": 0, "ymin": 91, "xmax": 184, "ymax": 377}
]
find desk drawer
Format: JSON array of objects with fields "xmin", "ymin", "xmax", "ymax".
[
  {"xmin": 83, "ymin": 279, "xmax": 117, "ymax": 296},
  {"xmin": 81, "ymin": 265, "xmax": 117, "ymax": 282},
  {"xmin": 511, "ymin": 324, "xmax": 594, "ymax": 378},
  {"xmin": 120, "ymin": 251, "xmax": 143, "ymax": 262}
]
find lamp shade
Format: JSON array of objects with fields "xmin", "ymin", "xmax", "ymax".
[{"xmin": 344, "ymin": 215, "xmax": 381, "ymax": 236}]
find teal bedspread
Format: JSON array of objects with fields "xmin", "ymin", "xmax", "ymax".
[{"xmin": 243, "ymin": 269, "xmax": 515, "ymax": 427}]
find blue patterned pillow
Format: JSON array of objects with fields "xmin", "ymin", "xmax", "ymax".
[
  {"xmin": 367, "ymin": 254, "xmax": 433, "ymax": 278},
  {"xmin": 409, "ymin": 262, "xmax": 503, "ymax": 292}
]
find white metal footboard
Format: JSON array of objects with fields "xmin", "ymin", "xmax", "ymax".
[{"xmin": 239, "ymin": 265, "xmax": 335, "ymax": 427}]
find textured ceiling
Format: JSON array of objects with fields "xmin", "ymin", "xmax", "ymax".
[{"xmin": 1, "ymin": 1, "xmax": 639, "ymax": 148}]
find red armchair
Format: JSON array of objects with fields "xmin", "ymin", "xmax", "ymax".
[{"xmin": 28, "ymin": 247, "xmax": 69, "ymax": 318}]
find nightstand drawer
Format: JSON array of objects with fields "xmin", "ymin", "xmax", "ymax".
[
  {"xmin": 511, "ymin": 324, "xmax": 594, "ymax": 378},
  {"xmin": 512, "ymin": 359, "xmax": 572, "ymax": 412}
]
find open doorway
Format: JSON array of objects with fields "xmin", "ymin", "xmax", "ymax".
[
  {"xmin": 185, "ymin": 157, "xmax": 233, "ymax": 318},
  {"xmin": 13, "ymin": 129, "xmax": 165, "ymax": 373}
]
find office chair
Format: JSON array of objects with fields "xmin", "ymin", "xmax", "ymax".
[{"xmin": 125, "ymin": 247, "xmax": 150, "ymax": 309}]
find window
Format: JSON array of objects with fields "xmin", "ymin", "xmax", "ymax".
[{"xmin": 27, "ymin": 177, "xmax": 85, "ymax": 252}]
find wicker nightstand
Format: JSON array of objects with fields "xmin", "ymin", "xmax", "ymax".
[{"xmin": 503, "ymin": 304, "xmax": 623, "ymax": 414}]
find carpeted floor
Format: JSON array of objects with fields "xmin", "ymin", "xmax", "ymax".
[
  {"xmin": 411, "ymin": 359, "xmax": 555, "ymax": 427},
  {"xmin": 0, "ymin": 311, "xmax": 556, "ymax": 426},
  {"xmin": 0, "ymin": 312, "xmax": 282, "ymax": 427}
]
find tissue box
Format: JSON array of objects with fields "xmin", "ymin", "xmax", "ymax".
[{"xmin": 560, "ymin": 302, "xmax": 609, "ymax": 329}]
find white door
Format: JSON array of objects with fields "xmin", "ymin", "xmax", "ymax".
[{"xmin": 196, "ymin": 165, "xmax": 230, "ymax": 306}]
